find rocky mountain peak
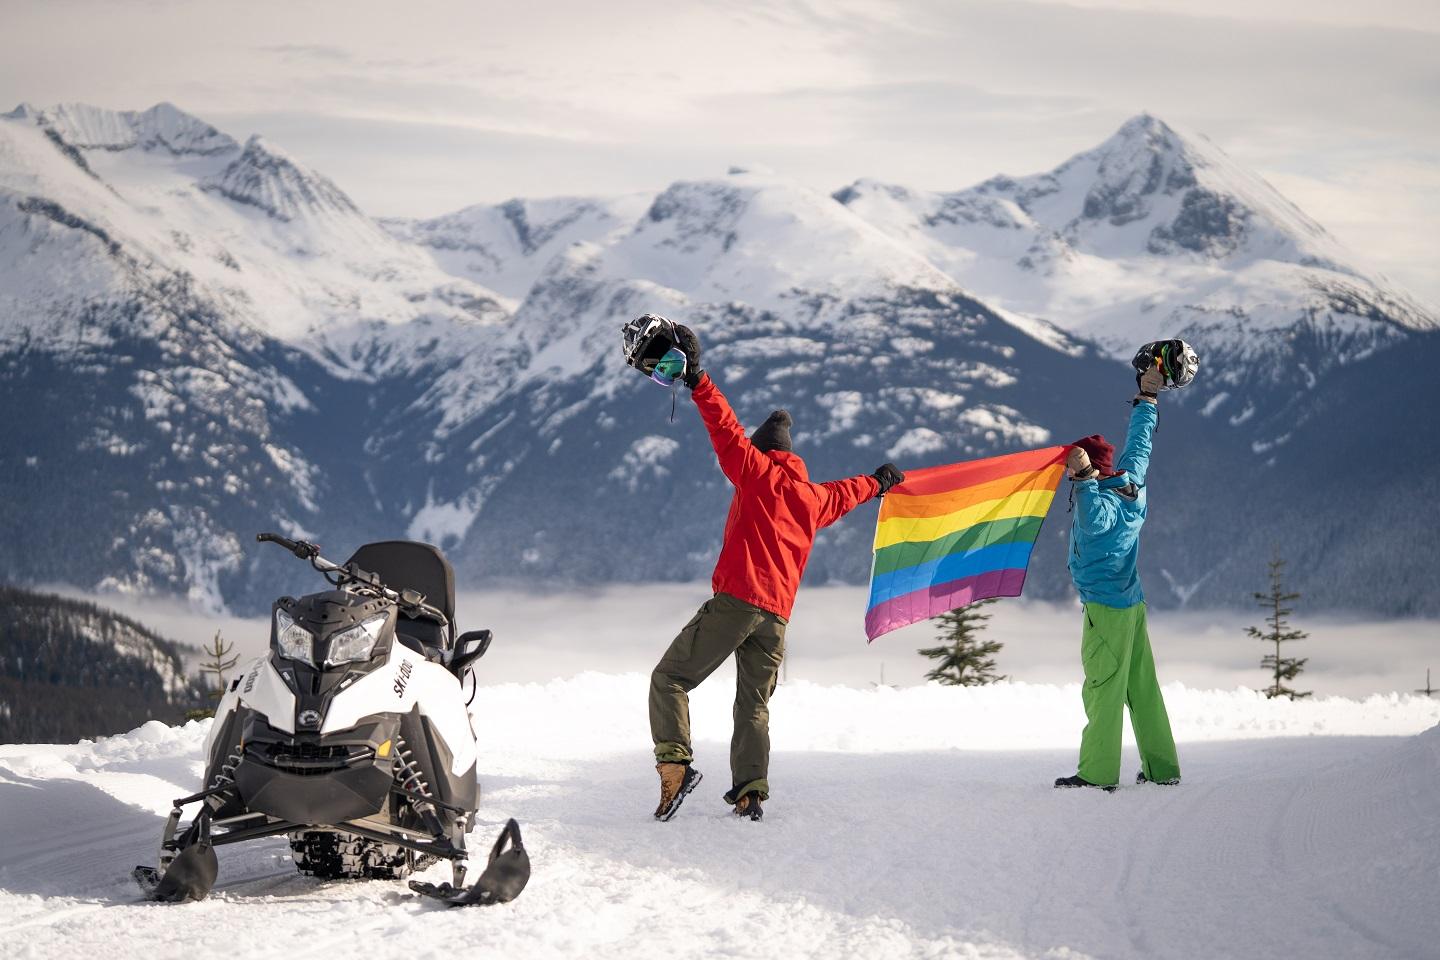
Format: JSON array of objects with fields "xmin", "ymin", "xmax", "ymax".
[
  {"xmin": 201, "ymin": 134, "xmax": 361, "ymax": 222},
  {"xmin": 625, "ymin": 172, "xmax": 952, "ymax": 307},
  {"xmin": 28, "ymin": 101, "xmax": 237, "ymax": 156},
  {"xmin": 962, "ymin": 113, "xmax": 1343, "ymax": 267}
]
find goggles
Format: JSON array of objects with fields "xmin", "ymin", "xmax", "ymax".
[{"xmin": 647, "ymin": 347, "xmax": 687, "ymax": 387}]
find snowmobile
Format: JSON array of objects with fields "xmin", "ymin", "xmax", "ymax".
[{"xmin": 133, "ymin": 532, "xmax": 529, "ymax": 906}]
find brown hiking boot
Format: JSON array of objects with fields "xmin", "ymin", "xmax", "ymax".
[
  {"xmin": 733, "ymin": 792, "xmax": 763, "ymax": 821},
  {"xmin": 653, "ymin": 762, "xmax": 702, "ymax": 821}
]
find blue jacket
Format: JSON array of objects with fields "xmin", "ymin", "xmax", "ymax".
[{"xmin": 1066, "ymin": 402, "xmax": 1156, "ymax": 609}]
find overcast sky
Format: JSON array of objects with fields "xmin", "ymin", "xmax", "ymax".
[{"xmin": 4, "ymin": 0, "xmax": 1437, "ymax": 303}]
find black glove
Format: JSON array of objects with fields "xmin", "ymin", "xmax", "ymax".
[
  {"xmin": 872, "ymin": 463, "xmax": 905, "ymax": 497},
  {"xmin": 672, "ymin": 323, "xmax": 703, "ymax": 388}
]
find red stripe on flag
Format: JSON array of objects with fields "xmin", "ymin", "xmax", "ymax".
[{"xmin": 890, "ymin": 446, "xmax": 1067, "ymax": 498}]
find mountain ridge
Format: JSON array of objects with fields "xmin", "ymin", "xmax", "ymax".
[{"xmin": 2, "ymin": 102, "xmax": 1436, "ymax": 615}]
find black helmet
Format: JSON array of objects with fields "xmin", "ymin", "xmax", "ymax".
[
  {"xmin": 621, "ymin": 313, "xmax": 679, "ymax": 376},
  {"xmin": 1132, "ymin": 338, "xmax": 1200, "ymax": 389}
]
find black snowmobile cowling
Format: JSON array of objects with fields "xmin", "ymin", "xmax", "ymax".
[
  {"xmin": 1132, "ymin": 338, "xmax": 1200, "ymax": 390},
  {"xmin": 133, "ymin": 533, "xmax": 527, "ymax": 907}
]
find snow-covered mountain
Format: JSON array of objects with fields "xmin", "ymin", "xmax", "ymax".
[
  {"xmin": 834, "ymin": 115, "xmax": 1436, "ymax": 445},
  {"xmin": 2, "ymin": 104, "xmax": 1436, "ymax": 614},
  {"xmin": 0, "ymin": 102, "xmax": 508, "ymax": 607},
  {"xmin": 382, "ymin": 193, "xmax": 651, "ymax": 302}
]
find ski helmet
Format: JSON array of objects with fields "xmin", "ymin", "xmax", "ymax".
[
  {"xmin": 621, "ymin": 313, "xmax": 687, "ymax": 385},
  {"xmin": 1131, "ymin": 338, "xmax": 1200, "ymax": 390}
]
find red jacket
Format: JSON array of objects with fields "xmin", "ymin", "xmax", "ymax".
[{"xmin": 691, "ymin": 374, "xmax": 879, "ymax": 619}]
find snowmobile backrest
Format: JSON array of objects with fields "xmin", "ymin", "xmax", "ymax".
[{"xmin": 345, "ymin": 540, "xmax": 456, "ymax": 649}]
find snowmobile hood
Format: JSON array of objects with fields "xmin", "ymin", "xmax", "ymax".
[{"xmin": 282, "ymin": 589, "xmax": 390, "ymax": 631}]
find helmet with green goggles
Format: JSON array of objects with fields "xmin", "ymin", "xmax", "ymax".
[
  {"xmin": 1131, "ymin": 338, "xmax": 1200, "ymax": 390},
  {"xmin": 621, "ymin": 313, "xmax": 688, "ymax": 387}
]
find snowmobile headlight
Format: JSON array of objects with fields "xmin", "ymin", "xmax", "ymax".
[
  {"xmin": 273, "ymin": 609, "xmax": 315, "ymax": 666},
  {"xmin": 324, "ymin": 614, "xmax": 389, "ymax": 668}
]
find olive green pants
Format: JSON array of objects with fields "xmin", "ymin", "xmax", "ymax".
[
  {"xmin": 650, "ymin": 592, "xmax": 787, "ymax": 801},
  {"xmin": 1077, "ymin": 601, "xmax": 1181, "ymax": 787}
]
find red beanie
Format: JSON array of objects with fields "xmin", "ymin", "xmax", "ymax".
[{"xmin": 1072, "ymin": 435, "xmax": 1122, "ymax": 477}]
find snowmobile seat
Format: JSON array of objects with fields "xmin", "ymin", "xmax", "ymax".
[{"xmin": 345, "ymin": 540, "xmax": 456, "ymax": 657}]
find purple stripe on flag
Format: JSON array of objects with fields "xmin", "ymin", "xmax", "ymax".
[{"xmin": 864, "ymin": 566, "xmax": 1028, "ymax": 642}]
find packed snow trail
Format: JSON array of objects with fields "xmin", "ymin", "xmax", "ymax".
[{"xmin": 1, "ymin": 678, "xmax": 1437, "ymax": 960}]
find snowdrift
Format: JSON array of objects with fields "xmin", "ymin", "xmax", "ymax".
[{"xmin": 2, "ymin": 677, "xmax": 1437, "ymax": 960}]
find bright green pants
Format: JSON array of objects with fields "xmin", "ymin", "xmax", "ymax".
[{"xmin": 1077, "ymin": 601, "xmax": 1180, "ymax": 786}]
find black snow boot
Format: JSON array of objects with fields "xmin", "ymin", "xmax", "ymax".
[
  {"xmin": 1136, "ymin": 771, "xmax": 1181, "ymax": 786},
  {"xmin": 1054, "ymin": 774, "xmax": 1117, "ymax": 793}
]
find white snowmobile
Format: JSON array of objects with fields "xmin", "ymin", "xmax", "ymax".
[{"xmin": 133, "ymin": 532, "xmax": 529, "ymax": 906}]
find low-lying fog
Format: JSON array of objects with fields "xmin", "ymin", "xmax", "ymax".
[{"xmin": 54, "ymin": 583, "xmax": 1440, "ymax": 699}]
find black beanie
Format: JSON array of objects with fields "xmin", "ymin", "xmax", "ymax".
[{"xmin": 750, "ymin": 409, "xmax": 793, "ymax": 453}]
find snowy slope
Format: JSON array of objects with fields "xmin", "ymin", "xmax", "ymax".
[
  {"xmin": 384, "ymin": 192, "xmax": 653, "ymax": 302},
  {"xmin": 387, "ymin": 167, "xmax": 1118, "ymax": 590},
  {"xmin": 834, "ymin": 114, "xmax": 1438, "ymax": 456},
  {"xmin": 836, "ymin": 114, "xmax": 1436, "ymax": 352},
  {"xmin": 0, "ymin": 103, "xmax": 510, "ymax": 356},
  {"xmin": 830, "ymin": 117, "xmax": 1440, "ymax": 606},
  {"xmin": 0, "ymin": 102, "xmax": 512, "ymax": 607},
  {"xmin": 1, "ymin": 677, "xmax": 1437, "ymax": 960}
]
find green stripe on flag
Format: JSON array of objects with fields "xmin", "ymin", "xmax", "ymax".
[{"xmin": 871, "ymin": 514, "xmax": 1046, "ymax": 578}]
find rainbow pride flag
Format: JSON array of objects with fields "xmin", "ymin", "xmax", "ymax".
[{"xmin": 865, "ymin": 446, "xmax": 1067, "ymax": 641}]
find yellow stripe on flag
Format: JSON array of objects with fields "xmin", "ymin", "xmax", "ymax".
[{"xmin": 873, "ymin": 487, "xmax": 1057, "ymax": 550}]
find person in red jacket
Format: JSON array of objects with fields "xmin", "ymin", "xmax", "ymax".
[{"xmin": 649, "ymin": 323, "xmax": 903, "ymax": 822}]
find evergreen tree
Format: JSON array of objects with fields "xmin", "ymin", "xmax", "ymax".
[
  {"xmin": 1246, "ymin": 553, "xmax": 1311, "ymax": 699},
  {"xmin": 1417, "ymin": 669, "xmax": 1437, "ymax": 698},
  {"xmin": 198, "ymin": 629, "xmax": 238, "ymax": 702},
  {"xmin": 919, "ymin": 598, "xmax": 1005, "ymax": 686}
]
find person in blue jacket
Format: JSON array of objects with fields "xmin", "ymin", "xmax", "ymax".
[{"xmin": 1055, "ymin": 362, "xmax": 1181, "ymax": 791}]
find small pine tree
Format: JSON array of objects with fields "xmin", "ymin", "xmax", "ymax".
[
  {"xmin": 1245, "ymin": 552, "xmax": 1311, "ymax": 700},
  {"xmin": 919, "ymin": 598, "xmax": 1005, "ymax": 686},
  {"xmin": 198, "ymin": 629, "xmax": 239, "ymax": 703},
  {"xmin": 1417, "ymin": 669, "xmax": 1437, "ymax": 698}
]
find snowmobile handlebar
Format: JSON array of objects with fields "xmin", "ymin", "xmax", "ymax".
[
  {"xmin": 256, "ymin": 532, "xmax": 448, "ymax": 626},
  {"xmin": 257, "ymin": 532, "xmax": 319, "ymax": 560}
]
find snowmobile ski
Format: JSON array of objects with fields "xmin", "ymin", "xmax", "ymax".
[
  {"xmin": 133, "ymin": 840, "xmax": 218, "ymax": 902},
  {"xmin": 408, "ymin": 818, "xmax": 530, "ymax": 906}
]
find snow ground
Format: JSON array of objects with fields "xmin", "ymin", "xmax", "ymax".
[{"xmin": 1, "ymin": 677, "xmax": 1437, "ymax": 960}]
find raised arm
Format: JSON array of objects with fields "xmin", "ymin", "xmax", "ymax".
[
  {"xmin": 689, "ymin": 374, "xmax": 772, "ymax": 488},
  {"xmin": 1115, "ymin": 400, "xmax": 1157, "ymax": 486},
  {"xmin": 816, "ymin": 474, "xmax": 882, "ymax": 528}
]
